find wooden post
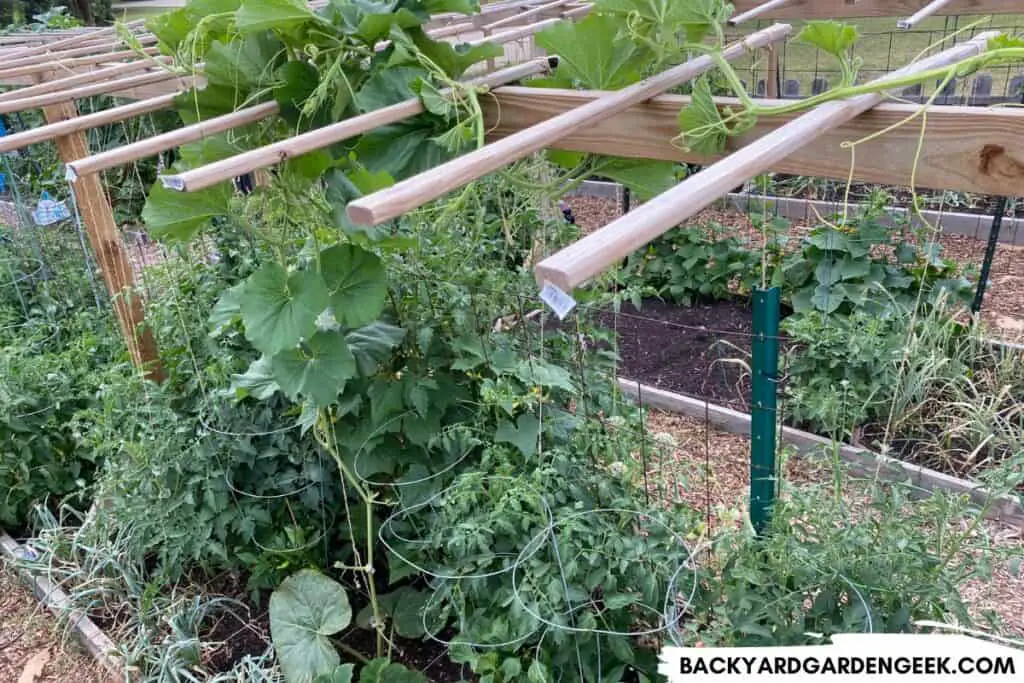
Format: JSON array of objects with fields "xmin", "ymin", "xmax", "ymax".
[
  {"xmin": 41, "ymin": 97, "xmax": 164, "ymax": 382},
  {"xmin": 766, "ymin": 45, "xmax": 779, "ymax": 99}
]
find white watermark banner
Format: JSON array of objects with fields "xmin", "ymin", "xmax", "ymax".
[{"xmin": 659, "ymin": 633, "xmax": 1023, "ymax": 682}]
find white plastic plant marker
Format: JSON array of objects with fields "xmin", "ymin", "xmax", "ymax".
[{"xmin": 539, "ymin": 281, "xmax": 577, "ymax": 320}]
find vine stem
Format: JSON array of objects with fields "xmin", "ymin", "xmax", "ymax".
[{"xmin": 315, "ymin": 409, "xmax": 385, "ymax": 656}]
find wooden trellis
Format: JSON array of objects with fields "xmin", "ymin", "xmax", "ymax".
[{"xmin": 0, "ymin": 0, "xmax": 1021, "ymax": 378}]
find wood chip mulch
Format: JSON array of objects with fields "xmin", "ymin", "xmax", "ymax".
[{"xmin": 0, "ymin": 563, "xmax": 107, "ymax": 683}]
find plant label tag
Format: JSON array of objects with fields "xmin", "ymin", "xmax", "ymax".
[{"xmin": 539, "ymin": 281, "xmax": 576, "ymax": 320}]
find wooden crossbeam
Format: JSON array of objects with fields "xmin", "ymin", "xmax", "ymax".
[
  {"xmin": 729, "ymin": 0, "xmax": 1022, "ymax": 19},
  {"xmin": 534, "ymin": 32, "xmax": 1001, "ymax": 292},
  {"xmin": 483, "ymin": 88, "xmax": 1024, "ymax": 197}
]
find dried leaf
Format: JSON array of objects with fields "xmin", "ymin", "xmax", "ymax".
[{"xmin": 18, "ymin": 649, "xmax": 51, "ymax": 683}]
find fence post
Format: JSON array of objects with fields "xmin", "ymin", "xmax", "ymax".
[
  {"xmin": 971, "ymin": 200, "xmax": 1005, "ymax": 314},
  {"xmin": 41, "ymin": 97, "xmax": 164, "ymax": 382},
  {"xmin": 750, "ymin": 286, "xmax": 780, "ymax": 534}
]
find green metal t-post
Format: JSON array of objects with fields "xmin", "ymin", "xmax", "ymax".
[{"xmin": 750, "ymin": 287, "xmax": 781, "ymax": 535}]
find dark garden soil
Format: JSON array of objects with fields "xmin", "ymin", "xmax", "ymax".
[{"xmin": 597, "ymin": 297, "xmax": 763, "ymax": 410}]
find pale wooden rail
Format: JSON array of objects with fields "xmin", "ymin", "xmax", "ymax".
[
  {"xmin": 346, "ymin": 23, "xmax": 793, "ymax": 226},
  {"xmin": 533, "ymin": 31, "xmax": 1000, "ymax": 292},
  {"xmin": 482, "ymin": 89, "xmax": 1024, "ymax": 197}
]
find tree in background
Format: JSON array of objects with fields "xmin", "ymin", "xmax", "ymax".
[{"xmin": 0, "ymin": 0, "xmax": 112, "ymax": 26}]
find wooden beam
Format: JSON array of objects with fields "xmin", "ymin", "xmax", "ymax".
[
  {"xmin": 728, "ymin": 0, "xmax": 1021, "ymax": 19},
  {"xmin": 898, "ymin": 0, "xmax": 958, "ymax": 28},
  {"xmin": 483, "ymin": 89, "xmax": 1024, "ymax": 197},
  {"xmin": 0, "ymin": 56, "xmax": 172, "ymax": 103},
  {"xmin": 533, "ymin": 31, "xmax": 999, "ymax": 292},
  {"xmin": 40, "ymin": 96, "xmax": 163, "ymax": 381},
  {"xmin": 161, "ymin": 58, "xmax": 554, "ymax": 192},
  {"xmin": 0, "ymin": 47, "xmax": 161, "ymax": 83},
  {"xmin": 0, "ymin": 93, "xmax": 178, "ymax": 153},
  {"xmin": 347, "ymin": 23, "xmax": 793, "ymax": 226},
  {"xmin": 0, "ymin": 68, "xmax": 182, "ymax": 114}
]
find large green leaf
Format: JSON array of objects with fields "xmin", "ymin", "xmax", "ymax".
[
  {"xmin": 353, "ymin": 117, "xmax": 449, "ymax": 181},
  {"xmin": 147, "ymin": 9, "xmax": 192, "ymax": 50},
  {"xmin": 319, "ymin": 244, "xmax": 387, "ymax": 327},
  {"xmin": 535, "ymin": 13, "xmax": 642, "ymax": 89},
  {"xmin": 797, "ymin": 20, "xmax": 860, "ymax": 58},
  {"xmin": 204, "ymin": 34, "xmax": 284, "ymax": 92},
  {"xmin": 677, "ymin": 77, "xmax": 728, "ymax": 155},
  {"xmin": 208, "ymin": 281, "xmax": 246, "ymax": 337},
  {"xmin": 335, "ymin": 0, "xmax": 425, "ymax": 43},
  {"xmin": 598, "ymin": 158, "xmax": 678, "ymax": 201},
  {"xmin": 495, "ymin": 413, "xmax": 540, "ymax": 457},
  {"xmin": 236, "ymin": 0, "xmax": 318, "ymax": 33},
  {"xmin": 316, "ymin": 664, "xmax": 355, "ymax": 683},
  {"xmin": 174, "ymin": 84, "xmax": 249, "ymax": 124},
  {"xmin": 240, "ymin": 264, "xmax": 329, "ymax": 356},
  {"xmin": 347, "ymin": 322, "xmax": 406, "ymax": 376},
  {"xmin": 358, "ymin": 659, "xmax": 429, "ymax": 683},
  {"xmin": 230, "ymin": 355, "xmax": 280, "ymax": 400},
  {"xmin": 406, "ymin": 26, "xmax": 502, "ymax": 78},
  {"xmin": 354, "ymin": 66, "xmax": 429, "ymax": 112},
  {"xmin": 141, "ymin": 181, "xmax": 232, "ymax": 242},
  {"xmin": 269, "ymin": 569, "xmax": 352, "ymax": 683},
  {"xmin": 323, "ymin": 167, "xmax": 395, "ymax": 237},
  {"xmin": 271, "ymin": 330, "xmax": 357, "ymax": 406}
]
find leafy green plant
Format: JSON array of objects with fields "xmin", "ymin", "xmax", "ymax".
[
  {"xmin": 269, "ymin": 569, "xmax": 428, "ymax": 683},
  {"xmin": 624, "ymin": 222, "xmax": 761, "ymax": 305}
]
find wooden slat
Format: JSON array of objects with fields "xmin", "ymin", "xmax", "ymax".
[
  {"xmin": 347, "ymin": 23, "xmax": 793, "ymax": 226},
  {"xmin": 533, "ymin": 32, "xmax": 1000, "ymax": 292},
  {"xmin": 483, "ymin": 88, "xmax": 1024, "ymax": 197},
  {"xmin": 728, "ymin": 0, "xmax": 1022, "ymax": 18},
  {"xmin": 40, "ymin": 97, "xmax": 163, "ymax": 381}
]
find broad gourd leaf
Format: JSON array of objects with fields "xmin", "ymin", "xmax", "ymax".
[
  {"xmin": 274, "ymin": 60, "xmax": 321, "ymax": 109},
  {"xmin": 147, "ymin": 9, "xmax": 192, "ymax": 50},
  {"xmin": 230, "ymin": 355, "xmax": 280, "ymax": 400},
  {"xmin": 316, "ymin": 664, "xmax": 355, "ymax": 683},
  {"xmin": 677, "ymin": 77, "xmax": 728, "ymax": 155},
  {"xmin": 323, "ymin": 167, "xmax": 395, "ymax": 237},
  {"xmin": 335, "ymin": 0, "xmax": 425, "ymax": 43},
  {"xmin": 598, "ymin": 158, "xmax": 677, "ymax": 200},
  {"xmin": 174, "ymin": 84, "xmax": 248, "ymax": 124},
  {"xmin": 406, "ymin": 27, "xmax": 503, "ymax": 78},
  {"xmin": 269, "ymin": 569, "xmax": 352, "ymax": 683},
  {"xmin": 319, "ymin": 244, "xmax": 387, "ymax": 327},
  {"xmin": 358, "ymin": 659, "xmax": 429, "ymax": 683},
  {"xmin": 420, "ymin": 0, "xmax": 477, "ymax": 13},
  {"xmin": 355, "ymin": 66, "xmax": 429, "ymax": 112},
  {"xmin": 797, "ymin": 20, "xmax": 860, "ymax": 58},
  {"xmin": 495, "ymin": 413, "xmax": 540, "ymax": 457},
  {"xmin": 208, "ymin": 281, "xmax": 246, "ymax": 337},
  {"xmin": 204, "ymin": 34, "xmax": 284, "ymax": 92},
  {"xmin": 271, "ymin": 330, "xmax": 357, "ymax": 406},
  {"xmin": 141, "ymin": 181, "xmax": 231, "ymax": 242},
  {"xmin": 240, "ymin": 264, "xmax": 329, "ymax": 356},
  {"xmin": 235, "ymin": 0, "xmax": 317, "ymax": 33},
  {"xmin": 598, "ymin": 0, "xmax": 728, "ymax": 42},
  {"xmin": 535, "ymin": 14, "xmax": 641, "ymax": 89},
  {"xmin": 347, "ymin": 322, "xmax": 406, "ymax": 376},
  {"xmin": 989, "ymin": 34, "xmax": 1024, "ymax": 50},
  {"xmin": 354, "ymin": 117, "xmax": 449, "ymax": 181}
]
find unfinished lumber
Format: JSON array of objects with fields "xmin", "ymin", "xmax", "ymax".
[
  {"xmin": 68, "ymin": 101, "xmax": 280, "ymax": 179},
  {"xmin": 898, "ymin": 0, "xmax": 958, "ymax": 28},
  {"xmin": 0, "ymin": 68, "xmax": 182, "ymax": 115},
  {"xmin": 483, "ymin": 0, "xmax": 575, "ymax": 31},
  {"xmin": 40, "ymin": 96, "xmax": 163, "ymax": 381},
  {"xmin": 161, "ymin": 58, "xmax": 553, "ymax": 192},
  {"xmin": 482, "ymin": 90, "xmax": 1024, "ymax": 197},
  {"xmin": 0, "ymin": 94, "xmax": 178, "ymax": 153},
  {"xmin": 727, "ymin": 0, "xmax": 795, "ymax": 26},
  {"xmin": 533, "ymin": 31, "xmax": 999, "ymax": 292},
  {"xmin": 0, "ymin": 56, "xmax": 173, "ymax": 103},
  {"xmin": 0, "ymin": 47, "xmax": 161, "ymax": 83},
  {"xmin": 728, "ymin": 0, "xmax": 1019, "ymax": 19},
  {"xmin": 346, "ymin": 23, "xmax": 793, "ymax": 226}
]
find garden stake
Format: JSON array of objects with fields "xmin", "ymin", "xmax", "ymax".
[
  {"xmin": 750, "ymin": 286, "xmax": 780, "ymax": 535},
  {"xmin": 971, "ymin": 199, "xmax": 1006, "ymax": 314}
]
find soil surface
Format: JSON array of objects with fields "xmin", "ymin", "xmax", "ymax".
[
  {"xmin": 599, "ymin": 298, "xmax": 759, "ymax": 410},
  {"xmin": 0, "ymin": 563, "xmax": 106, "ymax": 683}
]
